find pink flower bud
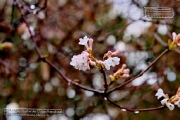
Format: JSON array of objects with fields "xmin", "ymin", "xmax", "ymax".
[
  {"xmin": 89, "ymin": 38, "xmax": 94, "ymax": 50},
  {"xmin": 112, "ymin": 50, "xmax": 120, "ymax": 56}
]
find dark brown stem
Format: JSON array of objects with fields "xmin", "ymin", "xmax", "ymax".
[
  {"xmin": 135, "ymin": 106, "xmax": 165, "ymax": 112},
  {"xmin": 15, "ymin": 0, "xmax": 43, "ymax": 58},
  {"xmin": 45, "ymin": 59, "xmax": 103, "ymax": 94},
  {"xmin": 107, "ymin": 97, "xmax": 165, "ymax": 112},
  {"xmin": 154, "ymin": 33, "xmax": 167, "ymax": 47},
  {"xmin": 100, "ymin": 69, "xmax": 108, "ymax": 94},
  {"xmin": 107, "ymin": 49, "xmax": 169, "ymax": 94}
]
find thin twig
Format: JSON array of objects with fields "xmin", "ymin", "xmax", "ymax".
[
  {"xmin": 107, "ymin": 97, "xmax": 165, "ymax": 112},
  {"xmin": 100, "ymin": 69, "xmax": 108, "ymax": 94},
  {"xmin": 154, "ymin": 33, "xmax": 167, "ymax": 47},
  {"xmin": 107, "ymin": 49, "xmax": 169, "ymax": 94},
  {"xmin": 135, "ymin": 106, "xmax": 165, "ymax": 112},
  {"xmin": 0, "ymin": 59, "xmax": 18, "ymax": 74},
  {"xmin": 45, "ymin": 59, "xmax": 103, "ymax": 94},
  {"xmin": 15, "ymin": 0, "xmax": 43, "ymax": 58}
]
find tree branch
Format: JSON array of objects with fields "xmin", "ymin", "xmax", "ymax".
[
  {"xmin": 14, "ymin": 0, "xmax": 103, "ymax": 94},
  {"xmin": 100, "ymin": 69, "xmax": 108, "ymax": 94},
  {"xmin": 45, "ymin": 59, "xmax": 103, "ymax": 94},
  {"xmin": 107, "ymin": 97, "xmax": 165, "ymax": 112},
  {"xmin": 107, "ymin": 48, "xmax": 169, "ymax": 94}
]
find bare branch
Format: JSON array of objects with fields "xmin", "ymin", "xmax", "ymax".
[
  {"xmin": 100, "ymin": 69, "xmax": 108, "ymax": 94},
  {"xmin": 107, "ymin": 97, "xmax": 165, "ymax": 112},
  {"xmin": 45, "ymin": 59, "xmax": 104, "ymax": 94}
]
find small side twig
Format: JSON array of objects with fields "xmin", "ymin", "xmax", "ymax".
[
  {"xmin": 107, "ymin": 97, "xmax": 165, "ymax": 112},
  {"xmin": 100, "ymin": 69, "xmax": 108, "ymax": 94},
  {"xmin": 0, "ymin": 58, "xmax": 18, "ymax": 74},
  {"xmin": 154, "ymin": 33, "xmax": 180, "ymax": 54},
  {"xmin": 45, "ymin": 59, "xmax": 103, "ymax": 94}
]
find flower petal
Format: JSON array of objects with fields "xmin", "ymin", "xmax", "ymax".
[
  {"xmin": 174, "ymin": 100, "xmax": 180, "ymax": 107},
  {"xmin": 172, "ymin": 32, "xmax": 177, "ymax": 41},
  {"xmin": 155, "ymin": 88, "xmax": 165, "ymax": 99},
  {"xmin": 103, "ymin": 57, "xmax": 120, "ymax": 70},
  {"xmin": 166, "ymin": 102, "xmax": 175, "ymax": 111},
  {"xmin": 78, "ymin": 36, "xmax": 89, "ymax": 46},
  {"xmin": 70, "ymin": 51, "xmax": 90, "ymax": 71},
  {"xmin": 160, "ymin": 98, "xmax": 168, "ymax": 105}
]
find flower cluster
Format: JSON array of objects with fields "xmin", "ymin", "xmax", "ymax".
[
  {"xmin": 70, "ymin": 51, "xmax": 95, "ymax": 71},
  {"xmin": 155, "ymin": 88, "xmax": 180, "ymax": 110},
  {"xmin": 109, "ymin": 64, "xmax": 130, "ymax": 82},
  {"xmin": 70, "ymin": 36, "xmax": 121, "ymax": 71},
  {"xmin": 168, "ymin": 32, "xmax": 180, "ymax": 50}
]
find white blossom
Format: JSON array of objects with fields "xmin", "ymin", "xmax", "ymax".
[
  {"xmin": 166, "ymin": 102, "xmax": 175, "ymax": 111},
  {"xmin": 89, "ymin": 59, "xmax": 96, "ymax": 66},
  {"xmin": 160, "ymin": 98, "xmax": 168, "ymax": 105},
  {"xmin": 155, "ymin": 87, "xmax": 180, "ymax": 111},
  {"xmin": 172, "ymin": 32, "xmax": 180, "ymax": 46},
  {"xmin": 78, "ymin": 36, "xmax": 94, "ymax": 50},
  {"xmin": 172, "ymin": 32, "xmax": 177, "ymax": 41},
  {"xmin": 103, "ymin": 57, "xmax": 120, "ymax": 70},
  {"xmin": 160, "ymin": 98, "xmax": 175, "ymax": 111},
  {"xmin": 70, "ymin": 51, "xmax": 90, "ymax": 71},
  {"xmin": 155, "ymin": 88, "xmax": 165, "ymax": 99},
  {"xmin": 78, "ymin": 36, "xmax": 89, "ymax": 49},
  {"xmin": 174, "ymin": 99, "xmax": 180, "ymax": 107}
]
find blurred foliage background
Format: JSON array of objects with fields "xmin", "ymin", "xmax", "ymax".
[{"xmin": 0, "ymin": 0, "xmax": 180, "ymax": 120}]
